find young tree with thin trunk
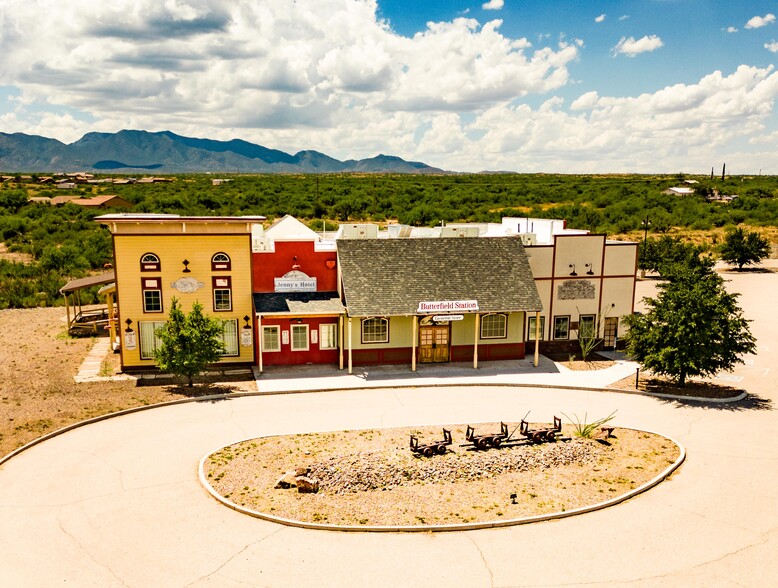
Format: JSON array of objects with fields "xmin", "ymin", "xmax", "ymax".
[
  {"xmin": 623, "ymin": 264, "xmax": 755, "ymax": 387},
  {"xmin": 719, "ymin": 227, "xmax": 770, "ymax": 270},
  {"xmin": 154, "ymin": 298, "xmax": 224, "ymax": 387}
]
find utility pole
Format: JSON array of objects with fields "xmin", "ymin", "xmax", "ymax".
[{"xmin": 722, "ymin": 163, "xmax": 726, "ymax": 181}]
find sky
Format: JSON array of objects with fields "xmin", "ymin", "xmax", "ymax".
[{"xmin": 1, "ymin": 0, "xmax": 778, "ymax": 173}]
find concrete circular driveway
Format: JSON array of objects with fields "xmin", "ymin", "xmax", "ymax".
[{"xmin": 1, "ymin": 268, "xmax": 777, "ymax": 587}]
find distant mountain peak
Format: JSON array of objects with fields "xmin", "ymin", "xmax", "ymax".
[{"xmin": 0, "ymin": 130, "xmax": 443, "ymax": 174}]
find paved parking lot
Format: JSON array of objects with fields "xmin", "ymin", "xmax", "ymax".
[{"xmin": 1, "ymin": 266, "xmax": 776, "ymax": 587}]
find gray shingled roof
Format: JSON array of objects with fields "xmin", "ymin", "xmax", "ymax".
[
  {"xmin": 337, "ymin": 237, "xmax": 542, "ymax": 317},
  {"xmin": 253, "ymin": 292, "xmax": 345, "ymax": 315}
]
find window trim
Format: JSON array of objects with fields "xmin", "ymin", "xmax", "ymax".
[
  {"xmin": 361, "ymin": 317, "xmax": 389, "ymax": 344},
  {"xmin": 211, "ymin": 252, "xmax": 231, "ymax": 272},
  {"xmin": 553, "ymin": 315, "xmax": 570, "ymax": 340},
  {"xmin": 140, "ymin": 252, "xmax": 160, "ymax": 272},
  {"xmin": 220, "ymin": 319, "xmax": 239, "ymax": 357},
  {"xmin": 290, "ymin": 324, "xmax": 310, "ymax": 351},
  {"xmin": 578, "ymin": 314, "xmax": 597, "ymax": 339},
  {"xmin": 212, "ymin": 276, "xmax": 232, "ymax": 312},
  {"xmin": 138, "ymin": 320, "xmax": 165, "ymax": 360},
  {"xmin": 262, "ymin": 325, "xmax": 281, "ymax": 352},
  {"xmin": 319, "ymin": 323, "xmax": 338, "ymax": 350},
  {"xmin": 527, "ymin": 316, "xmax": 545, "ymax": 341},
  {"xmin": 141, "ymin": 277, "xmax": 163, "ymax": 313},
  {"xmin": 480, "ymin": 313, "xmax": 508, "ymax": 340}
]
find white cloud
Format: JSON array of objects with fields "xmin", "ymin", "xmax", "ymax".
[
  {"xmin": 482, "ymin": 0, "xmax": 504, "ymax": 10},
  {"xmin": 2, "ymin": 1, "xmax": 778, "ymax": 173},
  {"xmin": 594, "ymin": 14, "xmax": 606, "ymax": 23},
  {"xmin": 765, "ymin": 41, "xmax": 778, "ymax": 53},
  {"xmin": 618, "ymin": 15, "xmax": 629, "ymax": 22},
  {"xmin": 745, "ymin": 14, "xmax": 775, "ymax": 29},
  {"xmin": 726, "ymin": 26, "xmax": 738, "ymax": 33},
  {"xmin": 613, "ymin": 35, "xmax": 664, "ymax": 57}
]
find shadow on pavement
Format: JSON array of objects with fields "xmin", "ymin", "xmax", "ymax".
[{"xmin": 659, "ymin": 392, "xmax": 773, "ymax": 411}]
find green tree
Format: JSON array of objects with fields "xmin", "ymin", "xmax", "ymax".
[
  {"xmin": 719, "ymin": 227, "xmax": 770, "ymax": 270},
  {"xmin": 623, "ymin": 265, "xmax": 755, "ymax": 387},
  {"xmin": 154, "ymin": 298, "xmax": 225, "ymax": 387},
  {"xmin": 638, "ymin": 235, "xmax": 710, "ymax": 278}
]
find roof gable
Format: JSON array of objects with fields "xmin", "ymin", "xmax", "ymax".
[
  {"xmin": 337, "ymin": 237, "xmax": 542, "ymax": 316},
  {"xmin": 265, "ymin": 215, "xmax": 320, "ymax": 241}
]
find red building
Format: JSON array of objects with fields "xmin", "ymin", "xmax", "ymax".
[{"xmin": 251, "ymin": 216, "xmax": 345, "ymax": 370}]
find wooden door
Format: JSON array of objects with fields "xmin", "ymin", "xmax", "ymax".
[
  {"xmin": 419, "ymin": 326, "xmax": 450, "ymax": 363},
  {"xmin": 604, "ymin": 317, "xmax": 618, "ymax": 348}
]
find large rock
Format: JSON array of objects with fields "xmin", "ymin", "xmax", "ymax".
[
  {"xmin": 296, "ymin": 476, "xmax": 320, "ymax": 494},
  {"xmin": 274, "ymin": 470, "xmax": 298, "ymax": 489}
]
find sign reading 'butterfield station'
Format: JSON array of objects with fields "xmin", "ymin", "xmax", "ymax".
[{"xmin": 417, "ymin": 300, "xmax": 479, "ymax": 313}]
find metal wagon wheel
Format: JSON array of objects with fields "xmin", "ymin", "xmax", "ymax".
[
  {"xmin": 532, "ymin": 432, "xmax": 545, "ymax": 444},
  {"xmin": 477, "ymin": 438, "xmax": 490, "ymax": 450},
  {"xmin": 436, "ymin": 444, "xmax": 447, "ymax": 455},
  {"xmin": 423, "ymin": 446, "xmax": 435, "ymax": 457}
]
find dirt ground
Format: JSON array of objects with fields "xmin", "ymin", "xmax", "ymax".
[
  {"xmin": 205, "ymin": 425, "xmax": 680, "ymax": 527},
  {"xmin": 0, "ymin": 306, "xmax": 254, "ymax": 457}
]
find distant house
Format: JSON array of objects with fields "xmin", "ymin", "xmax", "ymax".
[
  {"xmin": 56, "ymin": 182, "xmax": 77, "ymax": 189},
  {"xmin": 70, "ymin": 195, "xmax": 133, "ymax": 209},
  {"xmin": 662, "ymin": 186, "xmax": 695, "ymax": 196},
  {"xmin": 51, "ymin": 195, "xmax": 81, "ymax": 205}
]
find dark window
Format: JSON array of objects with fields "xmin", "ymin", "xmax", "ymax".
[
  {"xmin": 212, "ymin": 276, "xmax": 232, "ymax": 312},
  {"xmin": 140, "ymin": 253, "xmax": 160, "ymax": 272},
  {"xmin": 211, "ymin": 252, "xmax": 231, "ymax": 271},
  {"xmin": 141, "ymin": 277, "xmax": 162, "ymax": 313}
]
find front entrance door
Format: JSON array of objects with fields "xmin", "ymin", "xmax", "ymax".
[
  {"xmin": 419, "ymin": 326, "xmax": 450, "ymax": 363},
  {"xmin": 604, "ymin": 317, "xmax": 618, "ymax": 348}
]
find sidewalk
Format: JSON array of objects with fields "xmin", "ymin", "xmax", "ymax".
[{"xmin": 252, "ymin": 351, "xmax": 639, "ymax": 394}]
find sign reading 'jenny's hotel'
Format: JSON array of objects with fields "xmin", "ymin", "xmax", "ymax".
[{"xmin": 417, "ymin": 300, "xmax": 479, "ymax": 313}]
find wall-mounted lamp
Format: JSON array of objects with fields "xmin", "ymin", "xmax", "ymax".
[
  {"xmin": 124, "ymin": 318, "xmax": 133, "ymax": 332},
  {"xmin": 585, "ymin": 263, "xmax": 594, "ymax": 275},
  {"xmin": 569, "ymin": 263, "xmax": 577, "ymax": 276},
  {"xmin": 294, "ymin": 319, "xmax": 303, "ymax": 324},
  {"xmin": 243, "ymin": 315, "xmax": 251, "ymax": 329},
  {"xmin": 182, "ymin": 259, "xmax": 191, "ymax": 273}
]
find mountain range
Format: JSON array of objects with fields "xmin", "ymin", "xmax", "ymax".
[{"xmin": 0, "ymin": 130, "xmax": 444, "ymax": 174}]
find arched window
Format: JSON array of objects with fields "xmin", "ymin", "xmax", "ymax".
[
  {"xmin": 140, "ymin": 252, "xmax": 160, "ymax": 272},
  {"xmin": 480, "ymin": 313, "xmax": 507, "ymax": 339},
  {"xmin": 362, "ymin": 317, "xmax": 389, "ymax": 343},
  {"xmin": 211, "ymin": 252, "xmax": 231, "ymax": 271}
]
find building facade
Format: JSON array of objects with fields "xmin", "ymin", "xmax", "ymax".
[
  {"xmin": 99, "ymin": 214, "xmax": 262, "ymax": 371},
  {"xmin": 98, "ymin": 213, "xmax": 637, "ymax": 374}
]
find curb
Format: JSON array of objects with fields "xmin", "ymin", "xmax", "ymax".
[{"xmin": 197, "ymin": 428, "xmax": 686, "ymax": 533}]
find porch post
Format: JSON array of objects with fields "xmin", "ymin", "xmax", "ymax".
[
  {"xmin": 534, "ymin": 310, "xmax": 540, "ymax": 368},
  {"xmin": 473, "ymin": 313, "xmax": 480, "ymax": 369},
  {"xmin": 64, "ymin": 293, "xmax": 71, "ymax": 332},
  {"xmin": 338, "ymin": 314, "xmax": 344, "ymax": 370},
  {"xmin": 257, "ymin": 314, "xmax": 263, "ymax": 373},
  {"xmin": 348, "ymin": 317, "xmax": 353, "ymax": 375},
  {"xmin": 411, "ymin": 315, "xmax": 418, "ymax": 372}
]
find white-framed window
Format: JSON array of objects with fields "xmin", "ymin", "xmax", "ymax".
[
  {"xmin": 291, "ymin": 324, "xmax": 309, "ymax": 351},
  {"xmin": 262, "ymin": 326, "xmax": 281, "ymax": 352},
  {"xmin": 361, "ymin": 317, "xmax": 388, "ymax": 344},
  {"xmin": 220, "ymin": 319, "xmax": 239, "ymax": 357},
  {"xmin": 140, "ymin": 252, "xmax": 160, "ymax": 272},
  {"xmin": 319, "ymin": 323, "xmax": 338, "ymax": 349},
  {"xmin": 211, "ymin": 252, "xmax": 231, "ymax": 271},
  {"xmin": 139, "ymin": 320, "xmax": 165, "ymax": 360},
  {"xmin": 212, "ymin": 276, "xmax": 232, "ymax": 312},
  {"xmin": 553, "ymin": 316, "xmax": 570, "ymax": 340},
  {"xmin": 579, "ymin": 314, "xmax": 596, "ymax": 339},
  {"xmin": 480, "ymin": 313, "xmax": 507, "ymax": 339},
  {"xmin": 141, "ymin": 277, "xmax": 162, "ymax": 313},
  {"xmin": 527, "ymin": 316, "xmax": 545, "ymax": 341}
]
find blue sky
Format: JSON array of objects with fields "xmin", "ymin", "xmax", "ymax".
[{"xmin": 1, "ymin": 0, "xmax": 778, "ymax": 173}]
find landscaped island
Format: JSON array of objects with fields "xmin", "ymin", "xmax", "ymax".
[{"xmin": 203, "ymin": 422, "xmax": 681, "ymax": 528}]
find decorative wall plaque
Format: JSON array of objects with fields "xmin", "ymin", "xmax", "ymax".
[
  {"xmin": 274, "ymin": 269, "xmax": 317, "ymax": 292},
  {"xmin": 171, "ymin": 277, "xmax": 205, "ymax": 293},
  {"xmin": 558, "ymin": 280, "xmax": 595, "ymax": 300}
]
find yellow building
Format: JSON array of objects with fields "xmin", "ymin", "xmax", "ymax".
[{"xmin": 98, "ymin": 214, "xmax": 264, "ymax": 371}]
